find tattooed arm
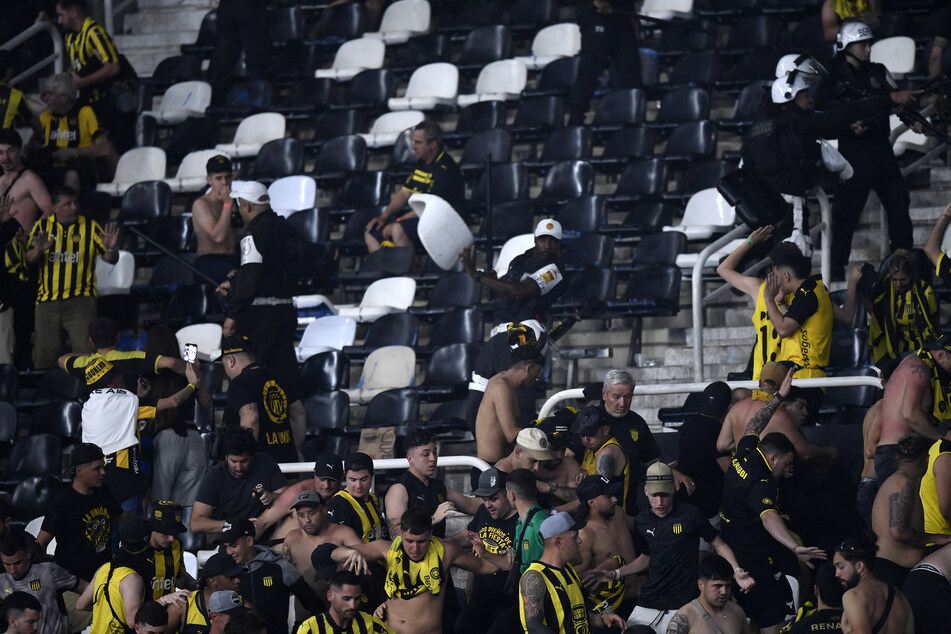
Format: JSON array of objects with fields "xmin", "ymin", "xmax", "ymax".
[
  {"xmin": 743, "ymin": 368, "xmax": 794, "ymax": 437},
  {"xmin": 595, "ymin": 445, "xmax": 623, "ymax": 479},
  {"xmin": 281, "ymin": 539, "xmax": 293, "ymax": 564},
  {"xmin": 520, "ymin": 569, "xmax": 557, "ymax": 634},
  {"xmin": 667, "ymin": 611, "xmax": 691, "ymax": 634},
  {"xmin": 899, "ymin": 359, "xmax": 942, "ymax": 440}
]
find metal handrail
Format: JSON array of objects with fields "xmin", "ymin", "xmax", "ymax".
[
  {"xmin": 103, "ymin": 0, "xmax": 137, "ymax": 37},
  {"xmin": 278, "ymin": 455, "xmax": 492, "ymax": 475},
  {"xmin": 538, "ymin": 374, "xmax": 882, "ymax": 418},
  {"xmin": 1, "ymin": 22, "xmax": 64, "ymax": 86}
]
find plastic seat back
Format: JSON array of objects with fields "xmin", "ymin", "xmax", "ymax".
[
  {"xmin": 11, "ymin": 476, "xmax": 63, "ymax": 522},
  {"xmin": 557, "ymin": 195, "xmax": 607, "ymax": 234},
  {"xmin": 270, "ymin": 176, "xmax": 318, "ymax": 218},
  {"xmin": 357, "ymin": 346, "xmax": 416, "ymax": 391},
  {"xmin": 269, "ymin": 6, "xmax": 306, "ymax": 44},
  {"xmin": 231, "ymin": 112, "xmax": 286, "ymax": 146},
  {"xmin": 304, "ymin": 390, "xmax": 350, "ymax": 434},
  {"xmin": 454, "ymin": 101, "xmax": 504, "ymax": 138},
  {"xmin": 603, "ymin": 127, "xmax": 656, "ymax": 160},
  {"xmin": 679, "ymin": 188, "xmax": 735, "ymax": 229},
  {"xmin": 363, "ymin": 313, "xmax": 419, "ymax": 350},
  {"xmin": 562, "ymin": 266, "xmax": 616, "ymax": 303},
  {"xmin": 366, "ymin": 110, "xmax": 425, "ymax": 137},
  {"xmin": 96, "ymin": 249, "xmax": 135, "ymax": 296},
  {"xmin": 360, "ymin": 278, "xmax": 416, "ymax": 310},
  {"xmin": 364, "ymin": 388, "xmax": 420, "ymax": 427},
  {"xmin": 0, "ymin": 368, "xmax": 16, "ymax": 403},
  {"xmin": 665, "ymin": 120, "xmax": 718, "ymax": 160},
  {"xmin": 376, "ymin": 0, "xmax": 431, "ymax": 37},
  {"xmin": 428, "ymin": 273, "xmax": 481, "ymax": 309},
  {"xmin": 564, "ymin": 233, "xmax": 614, "ymax": 269},
  {"xmin": 312, "ymin": 109, "xmax": 365, "ymax": 145},
  {"xmin": 310, "ymin": 2, "xmax": 367, "ymax": 42},
  {"xmin": 539, "ymin": 160, "xmax": 594, "ymax": 200},
  {"xmin": 471, "ymin": 163, "xmax": 529, "ymax": 203},
  {"xmin": 494, "ymin": 234, "xmax": 535, "ymax": 276},
  {"xmin": 592, "ymin": 89, "xmax": 647, "ymax": 128},
  {"xmin": 528, "ymin": 23, "xmax": 581, "ymax": 58},
  {"xmin": 156, "ymin": 81, "xmax": 212, "ymax": 112},
  {"xmin": 316, "ymin": 135, "xmax": 367, "ymax": 174},
  {"xmin": 461, "ymin": 129, "xmax": 512, "ymax": 168},
  {"xmin": 301, "ymin": 351, "xmax": 350, "ymax": 394},
  {"xmin": 113, "ymin": 147, "xmax": 166, "ymax": 184},
  {"xmin": 656, "ymin": 87, "xmax": 711, "ymax": 124},
  {"xmin": 7, "ymin": 435, "xmax": 61, "ymax": 480},
  {"xmin": 30, "ymin": 400, "xmax": 82, "ymax": 444},
  {"xmin": 175, "ymin": 323, "xmax": 223, "ymax": 362},
  {"xmin": 34, "ymin": 369, "xmax": 84, "ymax": 403},
  {"xmin": 403, "ymin": 62, "xmax": 459, "ymax": 100},
  {"xmin": 300, "ymin": 316, "xmax": 358, "ymax": 352},
  {"xmin": 422, "ymin": 343, "xmax": 475, "ymax": 388},
  {"xmin": 537, "ymin": 126, "xmax": 593, "ymax": 162},
  {"xmin": 528, "ymin": 57, "xmax": 579, "ymax": 95},
  {"xmin": 511, "ymin": 96, "xmax": 564, "ymax": 131},
  {"xmin": 430, "ymin": 308, "xmax": 483, "ymax": 347},
  {"xmin": 338, "ymin": 171, "xmax": 389, "ymax": 208},
  {"xmin": 253, "ymin": 138, "xmax": 304, "ymax": 181},
  {"xmin": 459, "ymin": 25, "xmax": 512, "ymax": 67},
  {"xmin": 669, "ymin": 51, "xmax": 721, "ymax": 86},
  {"xmin": 636, "ymin": 232, "xmax": 686, "ymax": 265},
  {"xmin": 472, "ymin": 60, "xmax": 527, "ymax": 96},
  {"xmin": 331, "ymin": 37, "xmax": 386, "ymax": 72},
  {"xmin": 870, "ymin": 36, "xmax": 916, "ymax": 75},
  {"xmin": 120, "ymin": 180, "xmax": 172, "ymax": 222}
]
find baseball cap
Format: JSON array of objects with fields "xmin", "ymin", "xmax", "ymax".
[
  {"xmin": 311, "ymin": 543, "xmax": 339, "ymax": 581},
  {"xmin": 516, "ymin": 428, "xmax": 554, "ymax": 461},
  {"xmin": 345, "ymin": 452, "xmax": 374, "ymax": 473},
  {"xmin": 471, "ymin": 467, "xmax": 506, "ymax": 497},
  {"xmin": 644, "ymin": 462, "xmax": 675, "ymax": 495},
  {"xmin": 314, "ymin": 454, "xmax": 343, "ymax": 480},
  {"xmin": 150, "ymin": 500, "xmax": 187, "ymax": 534},
  {"xmin": 72, "ymin": 443, "xmax": 104, "ymax": 468},
  {"xmin": 759, "ymin": 362, "xmax": 788, "ymax": 391},
  {"xmin": 535, "ymin": 411, "xmax": 573, "ymax": 449},
  {"xmin": 84, "ymin": 356, "xmax": 119, "ymax": 387},
  {"xmin": 534, "ymin": 218, "xmax": 563, "ymax": 241},
  {"xmin": 220, "ymin": 518, "xmax": 255, "ymax": 543},
  {"xmin": 234, "ymin": 181, "xmax": 270, "ymax": 205},
  {"xmin": 291, "ymin": 490, "xmax": 324, "ymax": 509},
  {"xmin": 577, "ymin": 475, "xmax": 622, "ymax": 503},
  {"xmin": 539, "ymin": 511, "xmax": 585, "ymax": 539},
  {"xmin": 206, "ymin": 155, "xmax": 233, "ymax": 175},
  {"xmin": 217, "ymin": 334, "xmax": 251, "ymax": 360},
  {"xmin": 925, "ymin": 334, "xmax": 951, "ymax": 354},
  {"xmin": 697, "ymin": 381, "xmax": 732, "ymax": 419},
  {"xmin": 571, "ymin": 406, "xmax": 606, "ymax": 436},
  {"xmin": 582, "ymin": 383, "xmax": 603, "ymax": 403},
  {"xmin": 202, "ymin": 552, "xmax": 245, "ymax": 578},
  {"xmin": 208, "ymin": 591, "xmax": 249, "ymax": 616},
  {"xmin": 119, "ymin": 517, "xmax": 152, "ymax": 546}
]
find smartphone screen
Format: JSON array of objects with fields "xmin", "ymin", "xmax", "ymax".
[{"xmin": 183, "ymin": 343, "xmax": 198, "ymax": 363}]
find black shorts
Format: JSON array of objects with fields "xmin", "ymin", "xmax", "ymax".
[
  {"xmin": 874, "ymin": 557, "xmax": 910, "ymax": 589},
  {"xmin": 368, "ymin": 217, "xmax": 421, "ymax": 248},
  {"xmin": 735, "ymin": 568, "xmax": 793, "ymax": 630},
  {"xmin": 903, "ymin": 567, "xmax": 951, "ymax": 634}
]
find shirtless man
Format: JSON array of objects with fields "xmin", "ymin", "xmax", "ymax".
[
  {"xmin": 475, "ymin": 346, "xmax": 543, "ymax": 463},
  {"xmin": 252, "ymin": 455, "xmax": 342, "ymax": 542},
  {"xmin": 876, "ymin": 337, "xmax": 951, "ymax": 483},
  {"xmin": 871, "ymin": 435, "xmax": 951, "ymax": 588},
  {"xmin": 666, "ymin": 554, "xmax": 754, "ymax": 634},
  {"xmin": 833, "ymin": 538, "xmax": 914, "ymax": 634},
  {"xmin": 333, "ymin": 507, "xmax": 499, "ymax": 634},
  {"xmin": 575, "ymin": 475, "xmax": 638, "ymax": 612},
  {"xmin": 858, "ymin": 399, "xmax": 884, "ymax": 529},
  {"xmin": 717, "ymin": 361, "xmax": 837, "ymax": 463},
  {"xmin": 0, "ymin": 129, "xmax": 52, "ymax": 231},
  {"xmin": 533, "ymin": 413, "xmax": 584, "ymax": 504},
  {"xmin": 493, "ymin": 427, "xmax": 553, "ymax": 475},
  {"xmin": 191, "ymin": 154, "xmax": 238, "ymax": 284}
]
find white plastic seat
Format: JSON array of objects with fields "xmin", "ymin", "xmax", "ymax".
[
  {"xmin": 215, "ymin": 113, "xmax": 286, "ymax": 159},
  {"xmin": 269, "ymin": 175, "xmax": 317, "ymax": 218},
  {"xmin": 183, "ymin": 552, "xmax": 198, "ymax": 579},
  {"xmin": 786, "ymin": 574, "xmax": 800, "ymax": 614},
  {"xmin": 175, "ymin": 323, "xmax": 223, "ymax": 362},
  {"xmin": 388, "ymin": 63, "xmax": 459, "ymax": 111},
  {"xmin": 676, "ymin": 238, "xmax": 745, "ymax": 270},
  {"xmin": 494, "ymin": 234, "xmax": 535, "ymax": 276},
  {"xmin": 24, "ymin": 516, "xmax": 43, "ymax": 539},
  {"xmin": 96, "ymin": 147, "xmax": 167, "ymax": 196},
  {"xmin": 336, "ymin": 277, "xmax": 417, "ymax": 323},
  {"xmin": 411, "ymin": 193, "xmax": 473, "ymax": 270},
  {"xmin": 641, "ymin": 0, "xmax": 693, "ymax": 20},
  {"xmin": 163, "ymin": 149, "xmax": 222, "ymax": 193},
  {"xmin": 96, "ymin": 249, "xmax": 135, "ymax": 296},
  {"xmin": 358, "ymin": 111, "xmax": 425, "ymax": 148},
  {"xmin": 662, "ymin": 188, "xmax": 735, "ymax": 241},
  {"xmin": 365, "ymin": 0, "xmax": 431, "ymax": 45},
  {"xmin": 141, "ymin": 81, "xmax": 211, "ymax": 125},
  {"xmin": 513, "ymin": 23, "xmax": 581, "ymax": 71},
  {"xmin": 315, "ymin": 38, "xmax": 386, "ymax": 81},
  {"xmin": 296, "ymin": 315, "xmax": 357, "ymax": 362},
  {"xmin": 889, "ymin": 113, "xmax": 930, "ymax": 157},
  {"xmin": 343, "ymin": 345, "xmax": 416, "ymax": 403},
  {"xmin": 457, "ymin": 60, "xmax": 528, "ymax": 107},
  {"xmin": 871, "ymin": 36, "xmax": 916, "ymax": 76}
]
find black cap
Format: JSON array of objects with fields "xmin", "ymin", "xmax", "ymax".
[
  {"xmin": 535, "ymin": 410, "xmax": 573, "ymax": 448},
  {"xmin": 697, "ymin": 381, "xmax": 732, "ymax": 419},
  {"xmin": 220, "ymin": 518, "xmax": 255, "ymax": 543},
  {"xmin": 314, "ymin": 454, "xmax": 343, "ymax": 480},
  {"xmin": 311, "ymin": 543, "xmax": 339, "ymax": 581},
  {"xmin": 472, "ymin": 468, "xmax": 506, "ymax": 497},
  {"xmin": 72, "ymin": 443, "xmax": 104, "ymax": 468},
  {"xmin": 150, "ymin": 500, "xmax": 187, "ymax": 534},
  {"xmin": 345, "ymin": 452, "xmax": 374, "ymax": 473},
  {"xmin": 577, "ymin": 475, "xmax": 623, "ymax": 503},
  {"xmin": 206, "ymin": 154, "xmax": 233, "ymax": 175},
  {"xmin": 202, "ymin": 552, "xmax": 245, "ymax": 578},
  {"xmin": 925, "ymin": 334, "xmax": 951, "ymax": 354},
  {"xmin": 217, "ymin": 335, "xmax": 251, "ymax": 360},
  {"xmin": 571, "ymin": 406, "xmax": 606, "ymax": 436},
  {"xmin": 582, "ymin": 383, "xmax": 603, "ymax": 403},
  {"xmin": 119, "ymin": 517, "xmax": 152, "ymax": 546}
]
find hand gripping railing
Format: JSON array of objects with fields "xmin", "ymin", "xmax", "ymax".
[
  {"xmin": 1, "ymin": 22, "xmax": 64, "ymax": 86},
  {"xmin": 538, "ymin": 374, "xmax": 882, "ymax": 419}
]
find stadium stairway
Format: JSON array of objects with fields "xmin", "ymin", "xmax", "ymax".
[{"xmin": 112, "ymin": 0, "xmax": 211, "ymax": 77}]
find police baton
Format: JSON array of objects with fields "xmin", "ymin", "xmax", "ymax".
[{"xmin": 126, "ymin": 226, "xmax": 220, "ymax": 286}]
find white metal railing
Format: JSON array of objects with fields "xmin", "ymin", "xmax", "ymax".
[
  {"xmin": 103, "ymin": 0, "xmax": 137, "ymax": 37},
  {"xmin": 278, "ymin": 455, "xmax": 492, "ymax": 475},
  {"xmin": 538, "ymin": 374, "xmax": 883, "ymax": 418},
  {"xmin": 689, "ymin": 189, "xmax": 832, "ymax": 382},
  {"xmin": 1, "ymin": 22, "xmax": 63, "ymax": 86}
]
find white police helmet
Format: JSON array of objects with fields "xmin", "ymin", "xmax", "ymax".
[
  {"xmin": 836, "ymin": 21, "xmax": 873, "ymax": 52},
  {"xmin": 775, "ymin": 54, "xmax": 828, "ymax": 81},
  {"xmin": 771, "ymin": 72, "xmax": 811, "ymax": 104}
]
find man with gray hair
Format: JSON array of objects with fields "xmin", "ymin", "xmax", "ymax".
[{"xmin": 219, "ymin": 181, "xmax": 299, "ymax": 382}]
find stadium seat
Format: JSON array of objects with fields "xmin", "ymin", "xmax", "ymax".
[
  {"xmin": 343, "ymin": 346, "xmax": 416, "ymax": 403},
  {"xmin": 0, "ymin": 404, "xmax": 13, "ymax": 451},
  {"xmin": 663, "ymin": 188, "xmax": 736, "ymax": 241},
  {"xmin": 11, "ymin": 476, "xmax": 63, "ymax": 522},
  {"xmin": 717, "ymin": 80, "xmax": 771, "ymax": 135},
  {"xmin": 534, "ymin": 160, "xmax": 594, "ymax": 208},
  {"xmin": 664, "ymin": 120, "xmax": 718, "ymax": 162},
  {"xmin": 0, "ymin": 367, "xmax": 17, "ymax": 403},
  {"xmin": 309, "ymin": 1, "xmax": 367, "ymax": 44},
  {"xmin": 460, "ymin": 129, "xmax": 512, "ymax": 173},
  {"xmin": 591, "ymin": 127, "xmax": 657, "ymax": 171},
  {"xmin": 328, "ymin": 171, "xmax": 389, "ymax": 220},
  {"xmin": 32, "ymin": 370, "xmax": 85, "ymax": 405},
  {"xmin": 667, "ymin": 51, "xmax": 721, "ymax": 90},
  {"xmin": 870, "ymin": 36, "xmax": 916, "ymax": 76},
  {"xmin": 147, "ymin": 255, "xmax": 195, "ymax": 288},
  {"xmin": 97, "ymin": 147, "xmax": 167, "ymax": 196},
  {"xmin": 333, "ymin": 69, "xmax": 398, "ymax": 112},
  {"xmin": 513, "ymin": 23, "xmax": 581, "ymax": 70},
  {"xmin": 608, "ymin": 157, "xmax": 667, "ymax": 209},
  {"xmin": 827, "ymin": 328, "xmax": 870, "ymax": 371},
  {"xmin": 276, "ymin": 78, "xmax": 334, "ymax": 116},
  {"xmin": 96, "ymin": 250, "xmax": 135, "ymax": 296},
  {"xmin": 5, "ymin": 435, "xmax": 61, "ymax": 484},
  {"xmin": 301, "ymin": 351, "xmax": 350, "ymax": 394},
  {"xmin": 29, "ymin": 400, "xmax": 82, "ymax": 445},
  {"xmin": 206, "ymin": 79, "xmax": 274, "ymax": 120},
  {"xmin": 180, "ymin": 9, "xmax": 217, "ymax": 57},
  {"xmin": 298, "ymin": 316, "xmax": 358, "ymax": 362},
  {"xmin": 414, "ymin": 343, "xmax": 475, "ymax": 401},
  {"xmin": 388, "ymin": 63, "xmax": 459, "ymax": 111},
  {"xmin": 634, "ymin": 231, "xmax": 687, "ymax": 266},
  {"xmin": 457, "ymin": 60, "xmax": 528, "ymax": 107},
  {"xmin": 160, "ymin": 285, "xmax": 217, "ymax": 329},
  {"xmin": 304, "ymin": 390, "xmax": 350, "ymax": 436},
  {"xmin": 522, "ymin": 57, "xmax": 579, "ymax": 98},
  {"xmin": 313, "ymin": 135, "xmax": 367, "ymax": 188},
  {"xmin": 315, "ymin": 37, "xmax": 386, "ymax": 81},
  {"xmin": 722, "ymin": 16, "xmax": 778, "ymax": 55},
  {"xmin": 364, "ymin": 388, "xmax": 420, "ymax": 426},
  {"xmin": 340, "ymin": 247, "xmax": 414, "ymax": 284},
  {"xmin": 149, "ymin": 54, "xmax": 203, "ymax": 91},
  {"xmin": 641, "ymin": 0, "xmax": 694, "ymax": 20},
  {"xmin": 494, "ymin": 234, "xmax": 535, "ymax": 276},
  {"xmin": 141, "ymin": 81, "xmax": 211, "ymax": 125},
  {"xmin": 646, "ymin": 87, "xmax": 711, "ymax": 131},
  {"xmin": 563, "ymin": 234, "xmax": 614, "ymax": 270},
  {"xmin": 590, "ymin": 89, "xmax": 647, "ymax": 133},
  {"xmin": 164, "ymin": 149, "xmax": 222, "ymax": 193},
  {"xmin": 365, "ymin": 0, "xmax": 431, "ymax": 45},
  {"xmin": 507, "ymin": 95, "xmax": 564, "ymax": 142},
  {"xmin": 822, "ymin": 367, "xmax": 878, "ymax": 412},
  {"xmin": 507, "ymin": 0, "xmax": 558, "ymax": 32},
  {"xmin": 175, "ymin": 323, "xmax": 223, "ymax": 362},
  {"xmin": 475, "ymin": 199, "xmax": 534, "ymax": 240},
  {"xmin": 457, "ymin": 25, "xmax": 512, "ymax": 72},
  {"xmin": 308, "ymin": 109, "xmax": 366, "ymax": 150},
  {"xmin": 523, "ymin": 126, "xmax": 592, "ymax": 172},
  {"xmin": 358, "ymin": 111, "xmax": 425, "ymax": 148},
  {"xmin": 252, "ymin": 138, "xmax": 305, "ymax": 184},
  {"xmin": 215, "ymin": 112, "xmax": 286, "ymax": 159},
  {"xmin": 287, "ymin": 207, "xmax": 330, "ymax": 244},
  {"xmin": 269, "ymin": 6, "xmax": 306, "ymax": 45},
  {"xmin": 424, "ymin": 399, "xmax": 468, "ymax": 434},
  {"xmin": 334, "ymin": 277, "xmax": 417, "ymax": 322},
  {"xmin": 610, "ymin": 264, "xmax": 682, "ymax": 316},
  {"xmin": 388, "ymin": 33, "xmax": 450, "ymax": 74},
  {"xmin": 446, "ymin": 101, "xmax": 505, "ymax": 147},
  {"xmin": 272, "ymin": 41, "xmax": 322, "ymax": 82},
  {"xmin": 302, "ymin": 436, "xmax": 351, "ymax": 461},
  {"xmin": 428, "ymin": 308, "xmax": 483, "ymax": 348},
  {"xmin": 557, "ymin": 195, "xmax": 607, "ymax": 236},
  {"xmin": 119, "ymin": 180, "xmax": 171, "ymax": 226},
  {"xmin": 413, "ymin": 273, "xmax": 481, "ymax": 316},
  {"xmin": 270, "ymin": 176, "xmax": 318, "ymax": 219},
  {"xmin": 555, "ymin": 265, "xmax": 617, "ymax": 308},
  {"xmin": 469, "ymin": 164, "xmax": 530, "ymax": 209},
  {"xmin": 345, "ymin": 313, "xmax": 419, "ymax": 357},
  {"xmin": 664, "ymin": 159, "xmax": 737, "ymax": 202}
]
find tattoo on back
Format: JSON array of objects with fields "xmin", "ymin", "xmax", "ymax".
[
  {"xmin": 888, "ymin": 484, "xmax": 913, "ymax": 533},
  {"xmin": 667, "ymin": 613, "xmax": 690, "ymax": 634},
  {"xmin": 910, "ymin": 361, "xmax": 929, "ymax": 380}
]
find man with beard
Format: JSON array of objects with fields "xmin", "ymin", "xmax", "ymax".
[
  {"xmin": 833, "ymin": 538, "xmax": 914, "ymax": 634},
  {"xmin": 295, "ymin": 571, "xmax": 390, "ymax": 634},
  {"xmin": 533, "ymin": 413, "xmax": 583, "ymax": 505},
  {"xmin": 178, "ymin": 553, "xmax": 244, "ymax": 634},
  {"xmin": 475, "ymin": 347, "xmax": 545, "ymax": 463},
  {"xmin": 666, "ymin": 554, "xmax": 754, "ymax": 634},
  {"xmin": 253, "ymin": 455, "xmax": 342, "ymax": 542},
  {"xmin": 0, "ymin": 129, "xmax": 51, "ymax": 231}
]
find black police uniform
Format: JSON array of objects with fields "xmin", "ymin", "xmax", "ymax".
[
  {"xmin": 228, "ymin": 209, "xmax": 299, "ymax": 384},
  {"xmin": 568, "ymin": 0, "xmax": 641, "ymax": 125},
  {"xmin": 208, "ymin": 0, "xmax": 271, "ymax": 102},
  {"xmin": 816, "ymin": 56, "xmax": 913, "ymax": 272}
]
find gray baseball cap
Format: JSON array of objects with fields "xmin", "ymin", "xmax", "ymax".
[{"xmin": 208, "ymin": 591, "xmax": 249, "ymax": 616}]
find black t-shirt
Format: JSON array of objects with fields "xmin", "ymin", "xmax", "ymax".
[
  {"xmin": 395, "ymin": 472, "xmax": 448, "ymax": 538},
  {"xmin": 239, "ymin": 556, "xmax": 298, "ymax": 634},
  {"xmin": 493, "ymin": 248, "xmax": 569, "ymax": 325},
  {"xmin": 224, "ymin": 364, "xmax": 300, "ymax": 464},
  {"xmin": 466, "ymin": 506, "xmax": 518, "ymax": 590},
  {"xmin": 786, "ymin": 608, "xmax": 842, "ymax": 634},
  {"xmin": 785, "ymin": 275, "xmax": 822, "ymax": 327},
  {"xmin": 633, "ymin": 501, "xmax": 717, "ymax": 610},
  {"xmin": 402, "ymin": 149, "xmax": 467, "ymax": 213},
  {"xmin": 0, "ymin": 218, "xmax": 25, "ymax": 308},
  {"xmin": 675, "ymin": 413, "xmax": 727, "ymax": 518},
  {"xmin": 603, "ymin": 405, "xmax": 662, "ymax": 481},
  {"xmin": 41, "ymin": 485, "xmax": 123, "ymax": 581},
  {"xmin": 720, "ymin": 434, "xmax": 782, "ymax": 571},
  {"xmin": 194, "ymin": 454, "xmax": 287, "ymax": 520}
]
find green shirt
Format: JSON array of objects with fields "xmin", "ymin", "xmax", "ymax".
[{"xmin": 516, "ymin": 504, "xmax": 547, "ymax": 574}]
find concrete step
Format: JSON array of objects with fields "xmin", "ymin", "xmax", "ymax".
[
  {"xmin": 124, "ymin": 8, "xmax": 208, "ymax": 34},
  {"xmin": 115, "ymin": 31, "xmax": 196, "ymax": 49},
  {"xmin": 137, "ymin": 0, "xmax": 216, "ymax": 10}
]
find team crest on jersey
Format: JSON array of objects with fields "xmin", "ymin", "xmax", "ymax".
[
  {"xmin": 262, "ymin": 380, "xmax": 288, "ymax": 423},
  {"xmin": 630, "ymin": 429, "xmax": 639, "ymax": 442},
  {"xmin": 763, "ymin": 498, "xmax": 773, "ymax": 506},
  {"xmin": 672, "ymin": 523, "xmax": 682, "ymax": 535},
  {"xmin": 429, "ymin": 567, "xmax": 440, "ymax": 581},
  {"xmin": 30, "ymin": 579, "xmax": 40, "ymax": 591},
  {"xmin": 262, "ymin": 577, "xmax": 273, "ymax": 587}
]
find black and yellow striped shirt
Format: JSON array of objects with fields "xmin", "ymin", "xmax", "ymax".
[
  {"xmin": 40, "ymin": 104, "xmax": 104, "ymax": 150},
  {"xmin": 28, "ymin": 214, "xmax": 106, "ymax": 303},
  {"xmin": 296, "ymin": 612, "xmax": 392, "ymax": 634},
  {"xmin": 66, "ymin": 17, "xmax": 119, "ymax": 104},
  {"xmin": 147, "ymin": 539, "xmax": 185, "ymax": 600},
  {"xmin": 0, "ymin": 82, "xmax": 35, "ymax": 129}
]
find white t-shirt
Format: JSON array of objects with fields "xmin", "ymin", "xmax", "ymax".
[{"xmin": 81, "ymin": 388, "xmax": 139, "ymax": 455}]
